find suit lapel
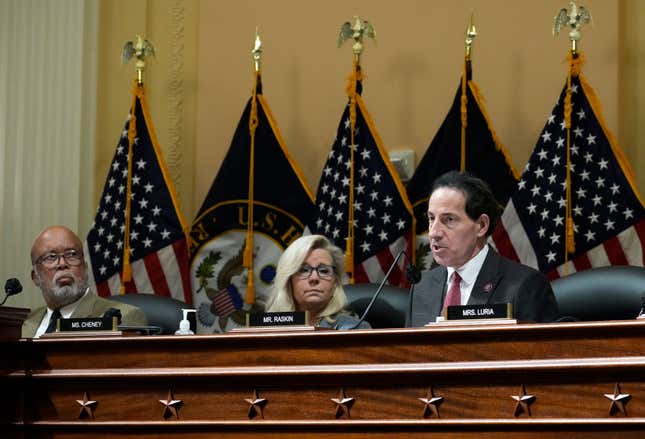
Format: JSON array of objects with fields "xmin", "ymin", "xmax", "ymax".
[
  {"xmin": 467, "ymin": 249, "xmax": 503, "ymax": 305},
  {"xmin": 22, "ymin": 307, "xmax": 47, "ymax": 338},
  {"xmin": 71, "ymin": 291, "xmax": 97, "ymax": 318},
  {"xmin": 428, "ymin": 267, "xmax": 448, "ymax": 317}
]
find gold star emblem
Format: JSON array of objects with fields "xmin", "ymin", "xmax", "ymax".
[
  {"xmin": 245, "ymin": 389, "xmax": 268, "ymax": 419},
  {"xmin": 159, "ymin": 389, "xmax": 183, "ymax": 419},
  {"xmin": 418, "ymin": 386, "xmax": 443, "ymax": 418},
  {"xmin": 331, "ymin": 388, "xmax": 355, "ymax": 419},
  {"xmin": 511, "ymin": 384, "xmax": 536, "ymax": 417},
  {"xmin": 604, "ymin": 383, "xmax": 631, "ymax": 416},
  {"xmin": 76, "ymin": 392, "xmax": 98, "ymax": 420}
]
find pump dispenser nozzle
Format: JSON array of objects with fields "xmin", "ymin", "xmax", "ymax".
[{"xmin": 175, "ymin": 308, "xmax": 196, "ymax": 335}]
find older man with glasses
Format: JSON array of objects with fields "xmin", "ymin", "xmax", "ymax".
[{"xmin": 21, "ymin": 226, "xmax": 147, "ymax": 338}]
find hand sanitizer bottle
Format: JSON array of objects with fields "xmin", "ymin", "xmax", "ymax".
[{"xmin": 175, "ymin": 309, "xmax": 196, "ymax": 335}]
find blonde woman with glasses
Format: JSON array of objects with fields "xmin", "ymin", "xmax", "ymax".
[{"xmin": 265, "ymin": 235, "xmax": 370, "ymax": 329}]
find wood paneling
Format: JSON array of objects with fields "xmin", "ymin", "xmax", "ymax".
[{"xmin": 4, "ymin": 321, "xmax": 645, "ymax": 437}]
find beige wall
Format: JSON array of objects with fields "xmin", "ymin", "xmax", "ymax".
[
  {"xmin": 620, "ymin": 0, "xmax": 645, "ymax": 198},
  {"xmin": 96, "ymin": 0, "xmax": 198, "ymax": 226},
  {"xmin": 95, "ymin": 0, "xmax": 643, "ymax": 224}
]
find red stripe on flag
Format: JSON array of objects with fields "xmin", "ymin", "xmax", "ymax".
[
  {"xmin": 375, "ymin": 249, "xmax": 403, "ymax": 286},
  {"xmin": 143, "ymin": 252, "xmax": 172, "ymax": 297},
  {"xmin": 603, "ymin": 236, "xmax": 629, "ymax": 266},
  {"xmin": 173, "ymin": 239, "xmax": 193, "ymax": 304},
  {"xmin": 124, "ymin": 278, "xmax": 138, "ymax": 294},
  {"xmin": 353, "ymin": 263, "xmax": 368, "ymax": 284},
  {"xmin": 492, "ymin": 225, "xmax": 520, "ymax": 263},
  {"xmin": 213, "ymin": 291, "xmax": 236, "ymax": 317},
  {"xmin": 572, "ymin": 252, "xmax": 592, "ymax": 272},
  {"xmin": 96, "ymin": 281, "xmax": 111, "ymax": 298},
  {"xmin": 546, "ymin": 269, "xmax": 560, "ymax": 281},
  {"xmin": 636, "ymin": 220, "xmax": 645, "ymax": 264}
]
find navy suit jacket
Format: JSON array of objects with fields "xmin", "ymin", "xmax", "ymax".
[{"xmin": 409, "ymin": 248, "xmax": 560, "ymax": 326}]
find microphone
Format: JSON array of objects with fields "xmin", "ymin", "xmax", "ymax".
[
  {"xmin": 638, "ymin": 293, "xmax": 645, "ymax": 319},
  {"xmin": 405, "ymin": 262, "xmax": 422, "ymax": 327},
  {"xmin": 102, "ymin": 307, "xmax": 123, "ymax": 324},
  {"xmin": 0, "ymin": 278, "xmax": 23, "ymax": 306},
  {"xmin": 348, "ymin": 250, "xmax": 416, "ymax": 329}
]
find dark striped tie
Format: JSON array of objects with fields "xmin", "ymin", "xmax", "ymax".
[{"xmin": 45, "ymin": 309, "xmax": 62, "ymax": 333}]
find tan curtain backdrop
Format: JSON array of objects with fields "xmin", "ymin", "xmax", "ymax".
[{"xmin": 0, "ymin": 0, "xmax": 97, "ymax": 310}]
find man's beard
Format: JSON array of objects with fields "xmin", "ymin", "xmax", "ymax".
[{"xmin": 38, "ymin": 270, "xmax": 88, "ymax": 309}]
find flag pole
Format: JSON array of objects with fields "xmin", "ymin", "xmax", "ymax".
[
  {"xmin": 461, "ymin": 14, "xmax": 476, "ymax": 172},
  {"xmin": 120, "ymin": 35, "xmax": 155, "ymax": 293},
  {"xmin": 243, "ymin": 30, "xmax": 262, "ymax": 304},
  {"xmin": 338, "ymin": 16, "xmax": 376, "ymax": 283},
  {"xmin": 553, "ymin": 1, "xmax": 592, "ymax": 273}
]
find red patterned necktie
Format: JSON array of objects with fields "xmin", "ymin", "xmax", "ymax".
[{"xmin": 442, "ymin": 272, "xmax": 462, "ymax": 316}]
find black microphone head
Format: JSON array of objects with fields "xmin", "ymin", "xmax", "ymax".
[
  {"xmin": 4, "ymin": 278, "xmax": 23, "ymax": 296},
  {"xmin": 405, "ymin": 264, "xmax": 422, "ymax": 284},
  {"xmin": 103, "ymin": 307, "xmax": 123, "ymax": 324}
]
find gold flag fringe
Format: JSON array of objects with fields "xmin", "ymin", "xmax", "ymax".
[
  {"xmin": 343, "ymin": 61, "xmax": 364, "ymax": 283},
  {"xmin": 460, "ymin": 60, "xmax": 468, "ymax": 172},
  {"xmin": 121, "ymin": 79, "xmax": 140, "ymax": 292},
  {"xmin": 243, "ymin": 70, "xmax": 260, "ymax": 304}
]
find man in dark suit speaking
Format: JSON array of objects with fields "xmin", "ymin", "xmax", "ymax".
[{"xmin": 409, "ymin": 171, "xmax": 559, "ymax": 325}]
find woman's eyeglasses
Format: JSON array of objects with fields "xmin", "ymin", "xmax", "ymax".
[{"xmin": 295, "ymin": 264, "xmax": 335, "ymax": 280}]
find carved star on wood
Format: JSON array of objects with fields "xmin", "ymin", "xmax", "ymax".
[
  {"xmin": 418, "ymin": 386, "xmax": 443, "ymax": 418},
  {"xmin": 511, "ymin": 384, "xmax": 536, "ymax": 417},
  {"xmin": 331, "ymin": 388, "xmax": 355, "ymax": 419},
  {"xmin": 159, "ymin": 389, "xmax": 183, "ymax": 420},
  {"xmin": 245, "ymin": 389, "xmax": 268, "ymax": 420},
  {"xmin": 76, "ymin": 391, "xmax": 98, "ymax": 420},
  {"xmin": 604, "ymin": 383, "xmax": 631, "ymax": 416}
]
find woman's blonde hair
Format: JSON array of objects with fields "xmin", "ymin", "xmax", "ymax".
[{"xmin": 265, "ymin": 235, "xmax": 347, "ymax": 320}]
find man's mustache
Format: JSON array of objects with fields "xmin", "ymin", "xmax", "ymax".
[{"xmin": 52, "ymin": 271, "xmax": 78, "ymax": 284}]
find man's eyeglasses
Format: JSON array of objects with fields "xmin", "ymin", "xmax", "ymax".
[
  {"xmin": 36, "ymin": 249, "xmax": 83, "ymax": 268},
  {"xmin": 295, "ymin": 264, "xmax": 335, "ymax": 280}
]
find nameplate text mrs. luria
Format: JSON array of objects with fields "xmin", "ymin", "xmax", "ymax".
[{"xmin": 446, "ymin": 303, "xmax": 512, "ymax": 320}]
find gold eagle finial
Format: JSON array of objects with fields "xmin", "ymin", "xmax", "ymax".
[
  {"xmin": 122, "ymin": 35, "xmax": 156, "ymax": 85},
  {"xmin": 553, "ymin": 1, "xmax": 593, "ymax": 53},
  {"xmin": 465, "ymin": 12, "xmax": 477, "ymax": 60},
  {"xmin": 338, "ymin": 15, "xmax": 376, "ymax": 64},
  {"xmin": 252, "ymin": 28, "xmax": 262, "ymax": 73}
]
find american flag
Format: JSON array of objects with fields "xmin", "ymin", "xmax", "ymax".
[
  {"xmin": 211, "ymin": 286, "xmax": 244, "ymax": 318},
  {"xmin": 85, "ymin": 86, "xmax": 192, "ymax": 302},
  {"xmin": 310, "ymin": 76, "xmax": 415, "ymax": 286},
  {"xmin": 493, "ymin": 64, "xmax": 645, "ymax": 279}
]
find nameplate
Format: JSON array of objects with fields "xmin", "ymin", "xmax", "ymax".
[
  {"xmin": 246, "ymin": 311, "xmax": 309, "ymax": 327},
  {"xmin": 446, "ymin": 303, "xmax": 512, "ymax": 320},
  {"xmin": 58, "ymin": 317, "xmax": 118, "ymax": 332}
]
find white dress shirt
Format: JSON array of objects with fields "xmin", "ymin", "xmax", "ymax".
[
  {"xmin": 34, "ymin": 288, "xmax": 89, "ymax": 338},
  {"xmin": 446, "ymin": 245, "xmax": 489, "ymax": 305}
]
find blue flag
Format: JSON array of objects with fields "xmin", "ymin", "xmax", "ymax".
[
  {"xmin": 190, "ymin": 74, "xmax": 315, "ymax": 333},
  {"xmin": 407, "ymin": 62, "xmax": 519, "ymax": 269}
]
